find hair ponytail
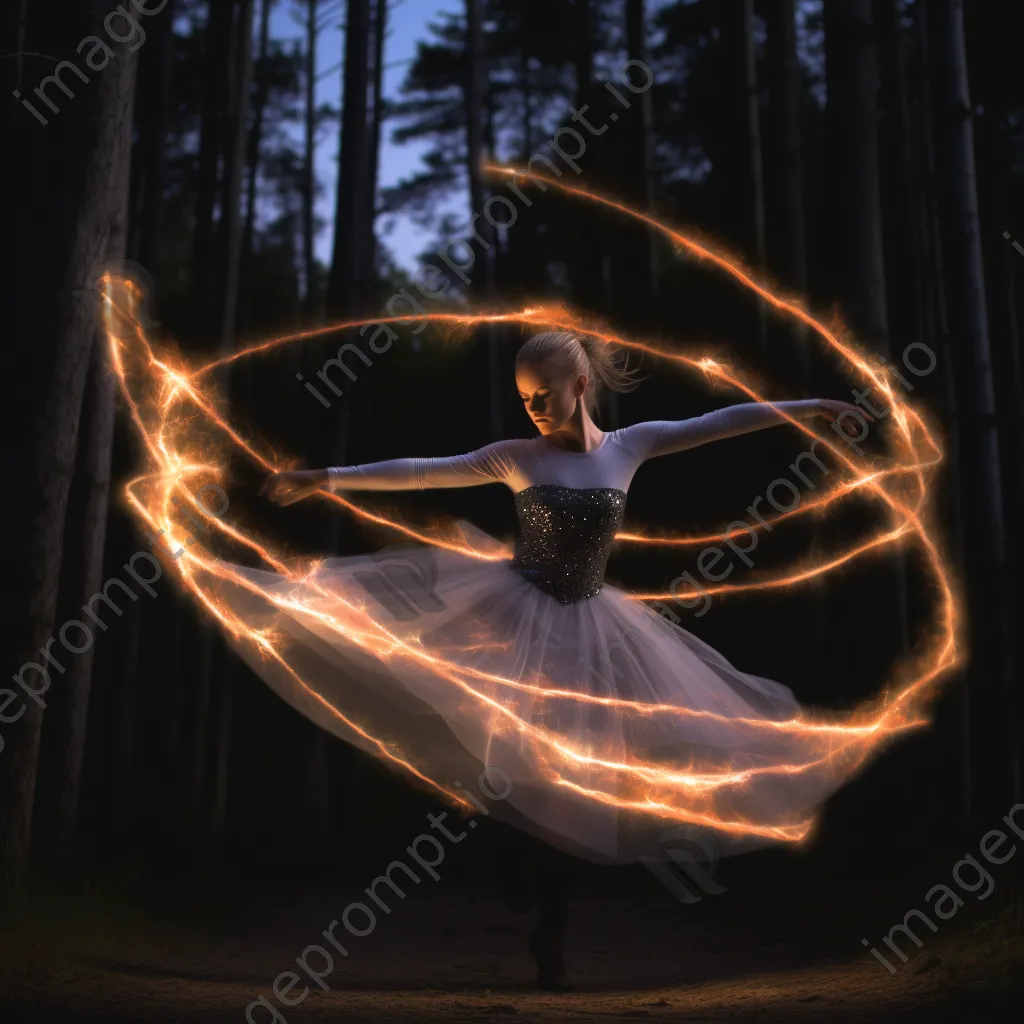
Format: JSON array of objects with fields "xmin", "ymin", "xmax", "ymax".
[{"xmin": 516, "ymin": 331, "xmax": 642, "ymax": 414}]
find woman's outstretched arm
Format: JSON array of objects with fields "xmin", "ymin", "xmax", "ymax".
[
  {"xmin": 626, "ymin": 399, "xmax": 869, "ymax": 461},
  {"xmin": 261, "ymin": 442, "xmax": 517, "ymax": 506}
]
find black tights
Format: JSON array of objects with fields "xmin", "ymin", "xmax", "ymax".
[
  {"xmin": 532, "ymin": 838, "xmax": 573, "ymax": 944},
  {"xmin": 494, "ymin": 825, "xmax": 577, "ymax": 924}
]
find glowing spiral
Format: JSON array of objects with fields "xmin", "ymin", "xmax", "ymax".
[{"xmin": 99, "ymin": 166, "xmax": 961, "ymax": 843}]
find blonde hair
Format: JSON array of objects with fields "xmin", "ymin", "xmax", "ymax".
[{"xmin": 516, "ymin": 331, "xmax": 642, "ymax": 413}]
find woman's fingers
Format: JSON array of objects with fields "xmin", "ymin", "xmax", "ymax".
[
  {"xmin": 261, "ymin": 474, "xmax": 289, "ymax": 504},
  {"xmin": 261, "ymin": 472, "xmax": 323, "ymax": 506}
]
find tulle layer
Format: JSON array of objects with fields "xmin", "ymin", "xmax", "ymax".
[{"xmin": 209, "ymin": 523, "xmax": 857, "ymax": 863}]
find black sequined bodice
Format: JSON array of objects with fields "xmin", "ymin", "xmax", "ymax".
[{"xmin": 509, "ymin": 485, "xmax": 627, "ymax": 603}]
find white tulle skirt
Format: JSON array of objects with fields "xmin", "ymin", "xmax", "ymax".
[{"xmin": 211, "ymin": 523, "xmax": 857, "ymax": 864}]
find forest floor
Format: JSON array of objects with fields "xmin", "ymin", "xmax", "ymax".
[{"xmin": 1, "ymin": 858, "xmax": 1022, "ymax": 1024}]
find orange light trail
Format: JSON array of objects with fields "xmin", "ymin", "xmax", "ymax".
[{"xmin": 99, "ymin": 170, "xmax": 961, "ymax": 846}]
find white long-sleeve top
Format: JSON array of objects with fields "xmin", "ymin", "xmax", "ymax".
[{"xmin": 326, "ymin": 401, "xmax": 822, "ymax": 495}]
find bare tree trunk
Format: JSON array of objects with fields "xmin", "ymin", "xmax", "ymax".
[
  {"xmin": 721, "ymin": 0, "xmax": 767, "ymax": 353},
  {"xmin": 327, "ymin": 0, "xmax": 371, "ymax": 318},
  {"xmin": 206, "ymin": 0, "xmax": 255, "ymax": 844},
  {"xmin": 137, "ymin": 0, "xmax": 177, "ymax": 278},
  {"xmin": 763, "ymin": 0, "xmax": 828, "ymax": 729},
  {"xmin": 623, "ymin": 0, "xmax": 658, "ymax": 309},
  {"xmin": 323, "ymin": 0, "xmax": 371, "ymax": 525},
  {"xmin": 910, "ymin": 0, "xmax": 970, "ymax": 825},
  {"xmin": 33, "ymin": 278, "xmax": 131, "ymax": 873},
  {"xmin": 303, "ymin": 0, "xmax": 319, "ymax": 319},
  {"xmin": 367, "ymin": 0, "xmax": 387, "ymax": 269},
  {"xmin": 240, "ymin": 0, "xmax": 273, "ymax": 334},
  {"xmin": 464, "ymin": 0, "xmax": 502, "ymax": 439},
  {"xmin": 192, "ymin": 0, "xmax": 234, "ymax": 340},
  {"xmin": 822, "ymin": 0, "xmax": 908, "ymax": 863},
  {"xmin": 0, "ymin": 0, "xmax": 138, "ymax": 887},
  {"xmin": 572, "ymin": 0, "xmax": 606, "ymax": 315},
  {"xmin": 979, "ymin": 132, "xmax": 1024, "ymax": 756},
  {"xmin": 219, "ymin": 0, "xmax": 256, "ymax": 352},
  {"xmin": 320, "ymin": 0, "xmax": 374, "ymax": 840},
  {"xmin": 464, "ymin": 0, "xmax": 488, "ymax": 249},
  {"xmin": 824, "ymin": 0, "xmax": 890, "ymax": 354},
  {"xmin": 931, "ymin": 0, "xmax": 1018, "ymax": 810},
  {"xmin": 764, "ymin": 0, "xmax": 809, "ymax": 386},
  {"xmin": 352, "ymin": 0, "xmax": 387, "ymax": 303},
  {"xmin": 877, "ymin": 0, "xmax": 928, "ymax": 357}
]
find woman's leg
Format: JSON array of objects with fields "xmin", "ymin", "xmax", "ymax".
[{"xmin": 528, "ymin": 840, "xmax": 575, "ymax": 990}]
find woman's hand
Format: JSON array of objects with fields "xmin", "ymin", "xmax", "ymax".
[
  {"xmin": 259, "ymin": 469, "xmax": 328, "ymax": 506},
  {"xmin": 815, "ymin": 399, "xmax": 873, "ymax": 435}
]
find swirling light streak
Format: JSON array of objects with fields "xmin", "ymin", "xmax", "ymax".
[
  {"xmin": 98, "ymin": 172, "xmax": 961, "ymax": 844},
  {"xmin": 482, "ymin": 164, "xmax": 959, "ymax": 718}
]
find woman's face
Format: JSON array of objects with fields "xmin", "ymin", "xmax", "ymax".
[{"xmin": 515, "ymin": 358, "xmax": 587, "ymax": 435}]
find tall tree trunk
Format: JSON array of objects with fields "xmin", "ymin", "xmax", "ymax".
[
  {"xmin": 240, "ymin": 0, "xmax": 273, "ymax": 334},
  {"xmin": 353, "ymin": 0, "xmax": 386, "ymax": 308},
  {"xmin": 876, "ymin": 0, "xmax": 928, "ymax": 359},
  {"xmin": 763, "ymin": 0, "xmax": 828, "ymax": 738},
  {"xmin": 823, "ymin": 0, "xmax": 908, "ymax": 862},
  {"xmin": 367, "ymin": 0, "xmax": 387, "ymax": 271},
  {"xmin": 464, "ymin": 0, "xmax": 488, "ymax": 255},
  {"xmin": 303, "ymin": 0, "xmax": 319, "ymax": 319},
  {"xmin": 192, "ymin": 0, "xmax": 234, "ymax": 341},
  {"xmin": 136, "ymin": 0, "xmax": 177, "ymax": 279},
  {"xmin": 620, "ymin": 0, "xmax": 657, "ymax": 312},
  {"xmin": 464, "ymin": 0, "xmax": 502, "ymax": 439},
  {"xmin": 218, "ymin": 0, "xmax": 256, "ymax": 353},
  {"xmin": 1, "ymin": 0, "xmax": 139, "ymax": 887},
  {"xmin": 206, "ymin": 0, "xmax": 255, "ymax": 844},
  {"xmin": 327, "ymin": 0, "xmax": 372, "ymax": 318},
  {"xmin": 720, "ymin": 0, "xmax": 767, "ymax": 354},
  {"xmin": 910, "ymin": 0, "xmax": 970, "ymax": 825},
  {"xmin": 824, "ymin": 0, "xmax": 889, "ymax": 354},
  {"xmin": 978, "ymin": 129, "xmax": 1024, "ymax": 761},
  {"xmin": 183, "ymin": 0, "xmax": 232, "ymax": 844},
  {"xmin": 323, "ymin": 0, "xmax": 371, "ymax": 520},
  {"xmin": 572, "ymin": 0, "xmax": 605, "ymax": 315},
  {"xmin": 320, "ymin": 0, "xmax": 374, "ymax": 841},
  {"xmin": 931, "ymin": 0, "xmax": 1018, "ymax": 811},
  {"xmin": 876, "ymin": 0, "xmax": 945, "ymax": 836},
  {"xmin": 764, "ymin": 0, "xmax": 809, "ymax": 386},
  {"xmin": 625, "ymin": 0, "xmax": 655, "ymax": 214},
  {"xmin": 33, "ymin": 280, "xmax": 132, "ymax": 872}
]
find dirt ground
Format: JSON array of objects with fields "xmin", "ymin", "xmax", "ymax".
[{"xmin": 1, "ymin": 863, "xmax": 1021, "ymax": 1023}]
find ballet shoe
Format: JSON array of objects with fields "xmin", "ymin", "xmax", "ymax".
[{"xmin": 528, "ymin": 923, "xmax": 572, "ymax": 991}]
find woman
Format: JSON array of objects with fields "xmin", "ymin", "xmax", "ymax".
[{"xmin": 250, "ymin": 331, "xmax": 868, "ymax": 989}]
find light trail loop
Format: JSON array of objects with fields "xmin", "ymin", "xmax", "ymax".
[{"xmin": 99, "ymin": 171, "xmax": 961, "ymax": 844}]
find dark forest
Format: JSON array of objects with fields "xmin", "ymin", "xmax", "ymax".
[{"xmin": 2, "ymin": 1, "xmax": 1023, "ymax": 1021}]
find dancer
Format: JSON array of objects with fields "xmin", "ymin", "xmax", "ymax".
[{"xmin": 246, "ymin": 330, "xmax": 868, "ymax": 989}]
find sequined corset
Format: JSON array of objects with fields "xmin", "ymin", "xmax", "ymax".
[{"xmin": 509, "ymin": 485, "xmax": 627, "ymax": 603}]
